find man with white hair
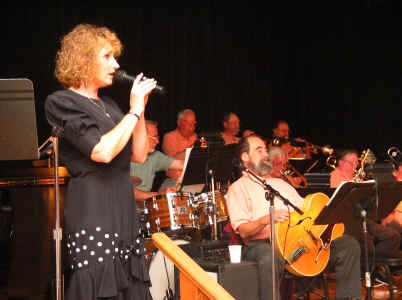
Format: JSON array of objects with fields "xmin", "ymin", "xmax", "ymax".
[
  {"xmin": 160, "ymin": 109, "xmax": 198, "ymax": 191},
  {"xmin": 268, "ymin": 147, "xmax": 305, "ymax": 188}
]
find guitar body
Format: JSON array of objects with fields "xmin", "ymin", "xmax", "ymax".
[{"xmin": 274, "ymin": 192, "xmax": 344, "ymax": 277}]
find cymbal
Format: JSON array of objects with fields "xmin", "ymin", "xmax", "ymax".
[{"xmin": 130, "ymin": 176, "xmax": 142, "ymax": 187}]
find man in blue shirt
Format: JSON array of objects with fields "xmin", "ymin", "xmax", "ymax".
[{"xmin": 130, "ymin": 120, "xmax": 184, "ymax": 201}]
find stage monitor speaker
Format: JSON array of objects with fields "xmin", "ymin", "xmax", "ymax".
[{"xmin": 175, "ymin": 242, "xmax": 259, "ymax": 300}]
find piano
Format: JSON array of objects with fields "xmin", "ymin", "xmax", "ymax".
[{"xmin": 0, "ymin": 159, "xmax": 70, "ymax": 299}]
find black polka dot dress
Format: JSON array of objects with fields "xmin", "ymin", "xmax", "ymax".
[{"xmin": 45, "ymin": 90, "xmax": 152, "ymax": 300}]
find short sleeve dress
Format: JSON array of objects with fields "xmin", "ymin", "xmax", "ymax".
[{"xmin": 45, "ymin": 89, "xmax": 152, "ymax": 300}]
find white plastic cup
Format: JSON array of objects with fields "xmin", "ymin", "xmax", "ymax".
[{"xmin": 228, "ymin": 245, "xmax": 242, "ymax": 263}]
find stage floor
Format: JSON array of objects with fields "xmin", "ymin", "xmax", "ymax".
[
  {"xmin": 308, "ymin": 272, "xmax": 402, "ymax": 300},
  {"xmin": 1, "ymin": 268, "xmax": 402, "ymax": 299}
]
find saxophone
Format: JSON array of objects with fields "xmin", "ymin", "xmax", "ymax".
[{"xmin": 353, "ymin": 149, "xmax": 376, "ymax": 182}]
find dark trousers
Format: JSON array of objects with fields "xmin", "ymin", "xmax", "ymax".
[
  {"xmin": 243, "ymin": 235, "xmax": 362, "ymax": 300},
  {"xmin": 366, "ymin": 219, "xmax": 400, "ymax": 255}
]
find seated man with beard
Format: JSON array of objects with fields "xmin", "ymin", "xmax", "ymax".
[{"xmin": 225, "ymin": 135, "xmax": 362, "ymax": 300}]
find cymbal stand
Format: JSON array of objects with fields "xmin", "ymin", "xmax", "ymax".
[{"xmin": 209, "ymin": 169, "xmax": 218, "ymax": 240}]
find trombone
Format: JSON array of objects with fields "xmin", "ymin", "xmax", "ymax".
[{"xmin": 272, "ymin": 136, "xmax": 334, "ymax": 156}]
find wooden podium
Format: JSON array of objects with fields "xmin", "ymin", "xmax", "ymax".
[{"xmin": 152, "ymin": 232, "xmax": 235, "ymax": 300}]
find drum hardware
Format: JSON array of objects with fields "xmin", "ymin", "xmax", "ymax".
[
  {"xmin": 138, "ymin": 207, "xmax": 152, "ymax": 239},
  {"xmin": 212, "ymin": 170, "xmax": 218, "ymax": 241}
]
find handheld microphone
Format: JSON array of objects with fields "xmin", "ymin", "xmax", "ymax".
[{"xmin": 114, "ymin": 70, "xmax": 166, "ymax": 95}]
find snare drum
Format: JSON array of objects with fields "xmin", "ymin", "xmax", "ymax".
[
  {"xmin": 146, "ymin": 192, "xmax": 195, "ymax": 232},
  {"xmin": 147, "ymin": 239, "xmax": 189, "ymax": 300}
]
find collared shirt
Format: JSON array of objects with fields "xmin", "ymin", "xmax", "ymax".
[
  {"xmin": 330, "ymin": 168, "xmax": 353, "ymax": 188},
  {"xmin": 162, "ymin": 129, "xmax": 197, "ymax": 178},
  {"xmin": 226, "ymin": 173, "xmax": 304, "ymax": 244},
  {"xmin": 130, "ymin": 150, "xmax": 174, "ymax": 192}
]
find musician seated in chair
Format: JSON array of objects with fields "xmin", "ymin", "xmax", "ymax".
[
  {"xmin": 382, "ymin": 162, "xmax": 402, "ymax": 237},
  {"xmin": 330, "ymin": 149, "xmax": 401, "ymax": 256},
  {"xmin": 220, "ymin": 112, "xmax": 255, "ymax": 145},
  {"xmin": 269, "ymin": 120, "xmax": 312, "ymax": 159},
  {"xmin": 226, "ymin": 135, "xmax": 362, "ymax": 300},
  {"xmin": 159, "ymin": 109, "xmax": 198, "ymax": 191},
  {"xmin": 130, "ymin": 120, "xmax": 184, "ymax": 201},
  {"xmin": 268, "ymin": 147, "xmax": 307, "ymax": 188}
]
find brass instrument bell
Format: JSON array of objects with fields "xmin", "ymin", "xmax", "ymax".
[{"xmin": 326, "ymin": 155, "xmax": 337, "ymax": 169}]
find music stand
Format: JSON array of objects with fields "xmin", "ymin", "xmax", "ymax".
[
  {"xmin": 208, "ymin": 144, "xmax": 238, "ymax": 185},
  {"xmin": 179, "ymin": 148, "xmax": 210, "ymax": 192},
  {"xmin": 315, "ymin": 180, "xmax": 402, "ymax": 300},
  {"xmin": 0, "ymin": 79, "xmax": 39, "ymax": 160}
]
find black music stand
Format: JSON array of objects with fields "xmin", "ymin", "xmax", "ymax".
[
  {"xmin": 179, "ymin": 147, "xmax": 211, "ymax": 193},
  {"xmin": 208, "ymin": 144, "xmax": 238, "ymax": 184},
  {"xmin": 315, "ymin": 180, "xmax": 402, "ymax": 300},
  {"xmin": 0, "ymin": 79, "xmax": 39, "ymax": 160}
]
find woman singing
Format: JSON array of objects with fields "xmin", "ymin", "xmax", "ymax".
[{"xmin": 45, "ymin": 24, "xmax": 157, "ymax": 300}]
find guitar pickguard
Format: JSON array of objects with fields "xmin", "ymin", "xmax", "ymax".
[{"xmin": 274, "ymin": 192, "xmax": 345, "ymax": 277}]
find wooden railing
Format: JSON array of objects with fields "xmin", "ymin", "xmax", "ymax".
[{"xmin": 152, "ymin": 232, "xmax": 235, "ymax": 300}]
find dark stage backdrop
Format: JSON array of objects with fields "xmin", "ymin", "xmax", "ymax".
[{"xmin": 2, "ymin": 3, "xmax": 402, "ymax": 161}]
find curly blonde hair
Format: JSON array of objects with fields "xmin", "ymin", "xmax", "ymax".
[{"xmin": 55, "ymin": 24, "xmax": 123, "ymax": 88}]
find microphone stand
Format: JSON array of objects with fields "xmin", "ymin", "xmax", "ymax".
[
  {"xmin": 244, "ymin": 168, "xmax": 303, "ymax": 300},
  {"xmin": 39, "ymin": 127, "xmax": 64, "ymax": 300}
]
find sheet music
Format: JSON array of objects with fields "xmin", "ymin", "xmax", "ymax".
[
  {"xmin": 177, "ymin": 147, "xmax": 205, "ymax": 193},
  {"xmin": 178, "ymin": 147, "xmax": 193, "ymax": 185}
]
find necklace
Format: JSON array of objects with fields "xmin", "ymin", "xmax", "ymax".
[{"xmin": 88, "ymin": 98, "xmax": 111, "ymax": 118}]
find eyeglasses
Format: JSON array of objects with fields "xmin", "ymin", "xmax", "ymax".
[{"xmin": 148, "ymin": 135, "xmax": 159, "ymax": 141}]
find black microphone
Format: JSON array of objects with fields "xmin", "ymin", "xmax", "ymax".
[
  {"xmin": 114, "ymin": 70, "xmax": 166, "ymax": 95},
  {"xmin": 39, "ymin": 143, "xmax": 53, "ymax": 159}
]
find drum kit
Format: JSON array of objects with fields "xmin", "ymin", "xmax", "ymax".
[
  {"xmin": 135, "ymin": 180, "xmax": 229, "ymax": 300},
  {"xmin": 139, "ymin": 190, "xmax": 228, "ymax": 239}
]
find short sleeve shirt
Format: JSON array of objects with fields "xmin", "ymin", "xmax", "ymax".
[
  {"xmin": 130, "ymin": 150, "xmax": 174, "ymax": 192},
  {"xmin": 226, "ymin": 173, "xmax": 305, "ymax": 244}
]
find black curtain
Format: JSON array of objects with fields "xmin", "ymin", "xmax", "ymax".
[{"xmin": 2, "ymin": 3, "xmax": 402, "ymax": 160}]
